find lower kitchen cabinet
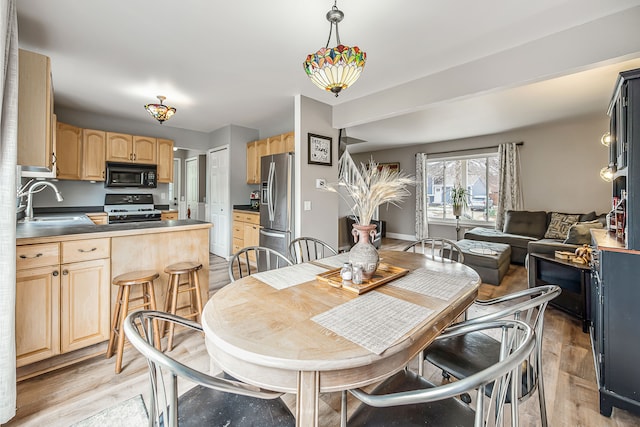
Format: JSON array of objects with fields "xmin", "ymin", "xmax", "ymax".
[
  {"xmin": 16, "ymin": 238, "xmax": 111, "ymax": 367},
  {"xmin": 232, "ymin": 210, "xmax": 260, "ymax": 255},
  {"xmin": 16, "ymin": 263, "xmax": 60, "ymax": 367},
  {"xmin": 60, "ymin": 258, "xmax": 110, "ymax": 353}
]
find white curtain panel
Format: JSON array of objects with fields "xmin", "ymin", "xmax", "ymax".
[
  {"xmin": 0, "ymin": 0, "xmax": 18, "ymax": 422},
  {"xmin": 496, "ymin": 142, "xmax": 524, "ymax": 231},
  {"xmin": 415, "ymin": 153, "xmax": 429, "ymax": 239}
]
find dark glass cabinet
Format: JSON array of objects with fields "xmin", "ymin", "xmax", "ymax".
[{"xmin": 590, "ymin": 67, "xmax": 640, "ymax": 417}]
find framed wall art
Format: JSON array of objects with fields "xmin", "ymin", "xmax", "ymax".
[{"xmin": 308, "ymin": 133, "xmax": 332, "ymax": 166}]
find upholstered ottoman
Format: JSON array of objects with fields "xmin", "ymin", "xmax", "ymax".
[{"xmin": 455, "ymin": 239, "xmax": 511, "ymax": 285}]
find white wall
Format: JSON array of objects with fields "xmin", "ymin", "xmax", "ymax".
[
  {"xmin": 294, "ymin": 95, "xmax": 339, "ymax": 249},
  {"xmin": 352, "ymin": 113, "xmax": 611, "ymax": 238}
]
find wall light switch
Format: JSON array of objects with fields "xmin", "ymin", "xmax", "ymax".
[
  {"xmin": 304, "ymin": 201, "xmax": 312, "ymax": 211},
  {"xmin": 315, "ymin": 178, "xmax": 327, "ymax": 189}
]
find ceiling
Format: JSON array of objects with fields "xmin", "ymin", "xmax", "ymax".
[{"xmin": 16, "ymin": 0, "xmax": 640, "ymax": 153}]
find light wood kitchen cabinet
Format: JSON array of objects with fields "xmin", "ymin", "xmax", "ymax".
[
  {"xmin": 133, "ymin": 135, "xmax": 157, "ymax": 164},
  {"xmin": 161, "ymin": 210, "xmax": 178, "ymax": 220},
  {"xmin": 157, "ymin": 138, "xmax": 174, "ymax": 183},
  {"xmin": 246, "ymin": 133, "xmax": 294, "ymax": 184},
  {"xmin": 232, "ymin": 211, "xmax": 260, "ymax": 256},
  {"xmin": 15, "ymin": 238, "xmax": 111, "ymax": 367},
  {"xmin": 86, "ymin": 212, "xmax": 108, "ymax": 225},
  {"xmin": 106, "ymin": 132, "xmax": 133, "ymax": 163},
  {"xmin": 246, "ymin": 140, "xmax": 258, "ymax": 184},
  {"xmin": 82, "ymin": 129, "xmax": 106, "ymax": 181},
  {"xmin": 18, "ymin": 49, "xmax": 56, "ymax": 174},
  {"xmin": 16, "ymin": 243, "xmax": 61, "ymax": 367},
  {"xmin": 56, "ymin": 122, "xmax": 82, "ymax": 180},
  {"xmin": 106, "ymin": 133, "xmax": 157, "ymax": 164}
]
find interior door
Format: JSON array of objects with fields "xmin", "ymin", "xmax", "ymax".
[
  {"xmin": 208, "ymin": 146, "xmax": 229, "ymax": 257},
  {"xmin": 169, "ymin": 158, "xmax": 182, "ymax": 217},
  {"xmin": 185, "ymin": 157, "xmax": 198, "ymax": 219}
]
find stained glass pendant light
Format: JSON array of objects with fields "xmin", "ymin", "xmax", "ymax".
[
  {"xmin": 303, "ymin": 1, "xmax": 366, "ymax": 97},
  {"xmin": 144, "ymin": 96, "xmax": 176, "ymax": 124}
]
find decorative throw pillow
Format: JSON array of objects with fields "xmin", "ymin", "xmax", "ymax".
[
  {"xmin": 564, "ymin": 220, "xmax": 604, "ymax": 245},
  {"xmin": 544, "ymin": 212, "xmax": 580, "ymax": 239}
]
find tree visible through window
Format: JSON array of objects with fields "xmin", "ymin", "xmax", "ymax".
[{"xmin": 426, "ymin": 154, "xmax": 499, "ymax": 223}]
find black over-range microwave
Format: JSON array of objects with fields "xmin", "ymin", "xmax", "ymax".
[{"xmin": 105, "ymin": 162, "xmax": 157, "ymax": 188}]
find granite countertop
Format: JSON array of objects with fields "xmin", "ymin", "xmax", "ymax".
[{"xmin": 17, "ymin": 218, "xmax": 211, "ymax": 242}]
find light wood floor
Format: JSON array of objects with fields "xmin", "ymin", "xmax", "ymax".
[{"xmin": 4, "ymin": 238, "xmax": 640, "ymax": 426}]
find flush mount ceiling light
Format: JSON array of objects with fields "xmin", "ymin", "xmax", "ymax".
[
  {"xmin": 601, "ymin": 131, "xmax": 612, "ymax": 147},
  {"xmin": 303, "ymin": 1, "xmax": 366, "ymax": 97},
  {"xmin": 144, "ymin": 96, "xmax": 176, "ymax": 124}
]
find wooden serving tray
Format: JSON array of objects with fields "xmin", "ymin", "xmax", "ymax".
[{"xmin": 316, "ymin": 263, "xmax": 410, "ymax": 295}]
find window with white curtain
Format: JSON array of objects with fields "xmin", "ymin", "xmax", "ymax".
[{"xmin": 426, "ymin": 153, "xmax": 499, "ymax": 223}]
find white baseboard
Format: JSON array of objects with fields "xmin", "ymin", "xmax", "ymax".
[{"xmin": 385, "ymin": 232, "xmax": 415, "ymax": 241}]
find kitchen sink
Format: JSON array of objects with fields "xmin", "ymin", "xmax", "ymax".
[{"xmin": 18, "ymin": 214, "xmax": 94, "ymax": 226}]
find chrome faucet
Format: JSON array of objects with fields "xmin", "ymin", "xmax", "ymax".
[{"xmin": 17, "ymin": 179, "xmax": 64, "ymax": 221}]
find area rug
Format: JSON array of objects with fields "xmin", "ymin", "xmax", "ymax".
[{"xmin": 70, "ymin": 394, "xmax": 148, "ymax": 427}]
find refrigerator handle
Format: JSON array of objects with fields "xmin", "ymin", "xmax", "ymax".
[
  {"xmin": 268, "ymin": 161, "xmax": 276, "ymax": 221},
  {"xmin": 260, "ymin": 229, "xmax": 287, "ymax": 239}
]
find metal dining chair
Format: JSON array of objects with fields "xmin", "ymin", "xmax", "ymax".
[
  {"xmin": 403, "ymin": 238, "xmax": 465, "ymax": 263},
  {"xmin": 124, "ymin": 310, "xmax": 295, "ymax": 427},
  {"xmin": 228, "ymin": 245, "xmax": 293, "ymax": 282},
  {"xmin": 288, "ymin": 237, "xmax": 338, "ymax": 264},
  {"xmin": 347, "ymin": 319, "xmax": 535, "ymax": 427},
  {"xmin": 422, "ymin": 284, "xmax": 561, "ymax": 427}
]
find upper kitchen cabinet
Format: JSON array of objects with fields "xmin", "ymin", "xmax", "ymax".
[
  {"xmin": 56, "ymin": 122, "xmax": 82, "ymax": 180},
  {"xmin": 82, "ymin": 129, "xmax": 106, "ymax": 181},
  {"xmin": 18, "ymin": 49, "xmax": 56, "ymax": 174},
  {"xmin": 133, "ymin": 135, "xmax": 157, "ymax": 164},
  {"xmin": 157, "ymin": 138, "xmax": 174, "ymax": 183},
  {"xmin": 246, "ymin": 132, "xmax": 294, "ymax": 184},
  {"xmin": 106, "ymin": 133, "xmax": 157, "ymax": 164},
  {"xmin": 106, "ymin": 132, "xmax": 133, "ymax": 163}
]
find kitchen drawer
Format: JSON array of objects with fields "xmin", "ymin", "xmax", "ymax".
[
  {"xmin": 61, "ymin": 238, "xmax": 110, "ymax": 263},
  {"xmin": 17, "ymin": 243, "xmax": 60, "ymax": 271},
  {"xmin": 233, "ymin": 212, "xmax": 244, "ymax": 222},
  {"xmin": 232, "ymin": 238, "xmax": 243, "ymax": 255},
  {"xmin": 232, "ymin": 224, "xmax": 243, "ymax": 240},
  {"xmin": 243, "ymin": 212, "xmax": 260, "ymax": 224}
]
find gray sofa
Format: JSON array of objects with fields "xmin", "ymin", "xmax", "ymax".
[{"xmin": 464, "ymin": 210, "xmax": 604, "ymax": 265}]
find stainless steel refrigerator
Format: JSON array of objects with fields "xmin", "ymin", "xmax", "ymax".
[{"xmin": 259, "ymin": 152, "xmax": 294, "ymax": 258}]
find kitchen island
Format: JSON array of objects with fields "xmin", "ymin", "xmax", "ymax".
[{"xmin": 16, "ymin": 219, "xmax": 211, "ymax": 379}]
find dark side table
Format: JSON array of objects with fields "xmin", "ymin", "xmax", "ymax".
[{"xmin": 529, "ymin": 252, "xmax": 591, "ymax": 332}]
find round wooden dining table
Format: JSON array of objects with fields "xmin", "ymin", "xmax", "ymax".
[{"xmin": 201, "ymin": 250, "xmax": 480, "ymax": 427}]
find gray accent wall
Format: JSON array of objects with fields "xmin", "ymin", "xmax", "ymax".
[
  {"xmin": 350, "ymin": 113, "xmax": 611, "ymax": 239},
  {"xmin": 295, "ymin": 95, "xmax": 339, "ymax": 249}
]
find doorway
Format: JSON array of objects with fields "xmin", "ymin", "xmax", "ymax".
[
  {"xmin": 169, "ymin": 158, "xmax": 182, "ymax": 218},
  {"xmin": 185, "ymin": 157, "xmax": 199, "ymax": 220},
  {"xmin": 208, "ymin": 146, "xmax": 230, "ymax": 257}
]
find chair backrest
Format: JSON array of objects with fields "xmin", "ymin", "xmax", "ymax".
[
  {"xmin": 288, "ymin": 237, "xmax": 338, "ymax": 264},
  {"xmin": 228, "ymin": 246, "xmax": 293, "ymax": 282},
  {"xmin": 403, "ymin": 238, "xmax": 465, "ymax": 263},
  {"xmin": 123, "ymin": 310, "xmax": 285, "ymax": 427},
  {"xmin": 350, "ymin": 319, "xmax": 535, "ymax": 427},
  {"xmin": 464, "ymin": 284, "xmax": 561, "ymax": 406}
]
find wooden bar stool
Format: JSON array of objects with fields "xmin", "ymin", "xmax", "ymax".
[
  {"xmin": 163, "ymin": 261, "xmax": 203, "ymax": 351},
  {"xmin": 107, "ymin": 270, "xmax": 160, "ymax": 373}
]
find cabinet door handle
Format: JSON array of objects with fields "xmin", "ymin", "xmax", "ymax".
[
  {"xmin": 62, "ymin": 270, "xmax": 68, "ymax": 276},
  {"xmin": 78, "ymin": 247, "xmax": 97, "ymax": 253},
  {"xmin": 53, "ymin": 270, "xmax": 59, "ymax": 277},
  {"xmin": 129, "ymin": 153, "xmax": 133, "ymax": 160},
  {"xmin": 51, "ymin": 152, "xmax": 57, "ymax": 166},
  {"xmin": 20, "ymin": 253, "xmax": 43, "ymax": 259}
]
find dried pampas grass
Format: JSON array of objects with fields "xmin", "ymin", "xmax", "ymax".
[{"xmin": 327, "ymin": 152, "xmax": 414, "ymax": 226}]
